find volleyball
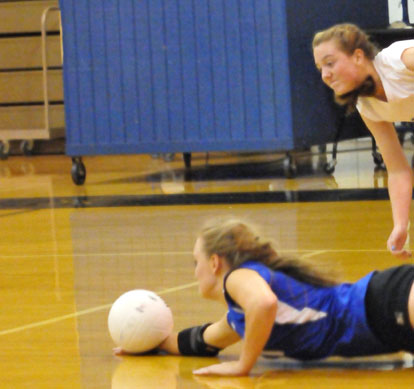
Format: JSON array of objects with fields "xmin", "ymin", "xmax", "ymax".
[{"xmin": 108, "ymin": 289, "xmax": 173, "ymax": 353}]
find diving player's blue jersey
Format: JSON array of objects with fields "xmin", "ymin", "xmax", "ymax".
[{"xmin": 224, "ymin": 261, "xmax": 393, "ymax": 360}]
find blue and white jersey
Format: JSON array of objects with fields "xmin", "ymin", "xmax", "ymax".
[{"xmin": 224, "ymin": 261, "xmax": 393, "ymax": 360}]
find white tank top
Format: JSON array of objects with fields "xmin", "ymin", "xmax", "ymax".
[{"xmin": 356, "ymin": 39, "xmax": 414, "ymax": 122}]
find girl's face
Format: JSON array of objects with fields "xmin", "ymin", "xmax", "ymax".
[
  {"xmin": 313, "ymin": 40, "xmax": 364, "ymax": 96},
  {"xmin": 193, "ymin": 237, "xmax": 218, "ymax": 299}
]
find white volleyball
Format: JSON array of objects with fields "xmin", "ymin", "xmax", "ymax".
[{"xmin": 108, "ymin": 289, "xmax": 173, "ymax": 353}]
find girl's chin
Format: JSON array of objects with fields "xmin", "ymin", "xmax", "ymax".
[
  {"xmin": 331, "ymin": 82, "xmax": 352, "ymax": 95},
  {"xmin": 332, "ymin": 85, "xmax": 346, "ymax": 94}
]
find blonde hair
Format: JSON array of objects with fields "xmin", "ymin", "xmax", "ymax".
[
  {"xmin": 199, "ymin": 217, "xmax": 338, "ymax": 287},
  {"xmin": 312, "ymin": 23, "xmax": 378, "ymax": 59}
]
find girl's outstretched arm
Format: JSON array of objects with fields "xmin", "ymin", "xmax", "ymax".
[
  {"xmin": 159, "ymin": 313, "xmax": 240, "ymax": 356},
  {"xmin": 362, "ymin": 115, "xmax": 412, "ymax": 258},
  {"xmin": 113, "ymin": 314, "xmax": 239, "ymax": 356},
  {"xmin": 194, "ymin": 269, "xmax": 277, "ymax": 376}
]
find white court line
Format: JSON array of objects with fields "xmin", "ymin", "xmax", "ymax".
[
  {"xmin": 0, "ymin": 282, "xmax": 198, "ymax": 337},
  {"xmin": 0, "ymin": 252, "xmax": 330, "ymax": 336},
  {"xmin": 300, "ymin": 250, "xmax": 328, "ymax": 259},
  {"xmin": 0, "ymin": 251, "xmax": 193, "ymax": 259},
  {"xmin": 0, "ymin": 249, "xmax": 393, "ymax": 260},
  {"xmin": 0, "ymin": 251, "xmax": 332, "ymax": 335}
]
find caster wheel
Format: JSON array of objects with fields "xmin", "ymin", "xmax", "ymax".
[
  {"xmin": 183, "ymin": 152, "xmax": 192, "ymax": 169},
  {"xmin": 71, "ymin": 158, "xmax": 86, "ymax": 185},
  {"xmin": 324, "ymin": 160, "xmax": 337, "ymax": 174},
  {"xmin": 0, "ymin": 141, "xmax": 10, "ymax": 160},
  {"xmin": 283, "ymin": 155, "xmax": 297, "ymax": 178},
  {"xmin": 372, "ymin": 151, "xmax": 383, "ymax": 166},
  {"xmin": 20, "ymin": 140, "xmax": 35, "ymax": 156}
]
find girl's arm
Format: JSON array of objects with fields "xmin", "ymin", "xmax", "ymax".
[
  {"xmin": 203, "ymin": 314, "xmax": 242, "ymax": 349},
  {"xmin": 113, "ymin": 313, "xmax": 239, "ymax": 356},
  {"xmin": 361, "ymin": 115, "xmax": 412, "ymax": 258},
  {"xmin": 401, "ymin": 47, "xmax": 414, "ymax": 71},
  {"xmin": 194, "ymin": 268, "xmax": 277, "ymax": 376},
  {"xmin": 158, "ymin": 313, "xmax": 240, "ymax": 355}
]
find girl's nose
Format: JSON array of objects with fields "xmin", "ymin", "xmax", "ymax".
[{"xmin": 321, "ymin": 68, "xmax": 332, "ymax": 83}]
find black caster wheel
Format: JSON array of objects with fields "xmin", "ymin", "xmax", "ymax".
[
  {"xmin": 20, "ymin": 140, "xmax": 35, "ymax": 156},
  {"xmin": 183, "ymin": 152, "xmax": 192, "ymax": 169},
  {"xmin": 71, "ymin": 157, "xmax": 86, "ymax": 185},
  {"xmin": 0, "ymin": 141, "xmax": 10, "ymax": 160},
  {"xmin": 283, "ymin": 154, "xmax": 297, "ymax": 178},
  {"xmin": 372, "ymin": 151, "xmax": 384, "ymax": 166},
  {"xmin": 324, "ymin": 160, "xmax": 337, "ymax": 174}
]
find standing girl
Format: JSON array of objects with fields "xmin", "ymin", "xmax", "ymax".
[{"xmin": 313, "ymin": 23, "xmax": 414, "ymax": 258}]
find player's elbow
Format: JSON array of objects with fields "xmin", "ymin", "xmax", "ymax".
[{"xmin": 257, "ymin": 294, "xmax": 278, "ymax": 318}]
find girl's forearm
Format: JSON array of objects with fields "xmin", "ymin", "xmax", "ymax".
[
  {"xmin": 238, "ymin": 300, "xmax": 277, "ymax": 373},
  {"xmin": 388, "ymin": 170, "xmax": 413, "ymax": 229}
]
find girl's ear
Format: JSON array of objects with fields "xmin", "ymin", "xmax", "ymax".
[
  {"xmin": 353, "ymin": 48, "xmax": 365, "ymax": 64},
  {"xmin": 209, "ymin": 253, "xmax": 222, "ymax": 274}
]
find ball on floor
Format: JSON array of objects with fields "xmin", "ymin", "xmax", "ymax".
[{"xmin": 108, "ymin": 289, "xmax": 173, "ymax": 353}]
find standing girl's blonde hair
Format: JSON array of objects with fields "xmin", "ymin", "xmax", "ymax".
[{"xmin": 312, "ymin": 23, "xmax": 378, "ymax": 59}]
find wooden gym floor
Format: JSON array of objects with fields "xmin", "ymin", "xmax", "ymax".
[{"xmin": 0, "ymin": 138, "xmax": 414, "ymax": 388}]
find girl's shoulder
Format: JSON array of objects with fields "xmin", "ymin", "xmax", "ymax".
[
  {"xmin": 223, "ymin": 261, "xmax": 273, "ymax": 304},
  {"xmin": 377, "ymin": 40, "xmax": 414, "ymax": 70},
  {"xmin": 383, "ymin": 39, "xmax": 414, "ymax": 54},
  {"xmin": 235, "ymin": 261, "xmax": 273, "ymax": 282}
]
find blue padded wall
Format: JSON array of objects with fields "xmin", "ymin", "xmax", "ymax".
[{"xmin": 61, "ymin": 0, "xmax": 294, "ymax": 155}]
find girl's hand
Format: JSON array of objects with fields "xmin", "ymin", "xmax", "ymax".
[
  {"xmin": 193, "ymin": 361, "xmax": 249, "ymax": 377},
  {"xmin": 113, "ymin": 347, "xmax": 127, "ymax": 356},
  {"xmin": 387, "ymin": 226, "xmax": 412, "ymax": 259}
]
